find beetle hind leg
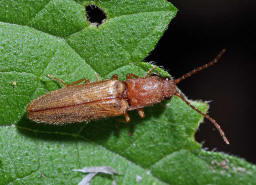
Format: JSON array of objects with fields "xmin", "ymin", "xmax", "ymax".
[
  {"xmin": 47, "ymin": 74, "xmax": 67, "ymax": 87},
  {"xmin": 47, "ymin": 74, "xmax": 89, "ymax": 88},
  {"xmin": 67, "ymin": 78, "xmax": 89, "ymax": 87}
]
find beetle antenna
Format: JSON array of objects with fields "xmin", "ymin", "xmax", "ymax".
[
  {"xmin": 175, "ymin": 92, "xmax": 230, "ymax": 144},
  {"xmin": 174, "ymin": 49, "xmax": 226, "ymax": 84}
]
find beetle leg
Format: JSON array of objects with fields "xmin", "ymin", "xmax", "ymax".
[
  {"xmin": 47, "ymin": 74, "xmax": 89, "ymax": 88},
  {"xmin": 126, "ymin": 73, "xmax": 138, "ymax": 79},
  {"xmin": 144, "ymin": 65, "xmax": 157, "ymax": 77},
  {"xmin": 67, "ymin": 78, "xmax": 90, "ymax": 87},
  {"xmin": 111, "ymin": 74, "xmax": 118, "ymax": 80},
  {"xmin": 137, "ymin": 108, "xmax": 145, "ymax": 118},
  {"xmin": 124, "ymin": 112, "xmax": 130, "ymax": 122},
  {"xmin": 116, "ymin": 112, "xmax": 130, "ymax": 123},
  {"xmin": 47, "ymin": 74, "xmax": 68, "ymax": 87}
]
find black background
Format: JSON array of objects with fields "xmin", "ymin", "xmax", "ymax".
[{"xmin": 146, "ymin": 0, "xmax": 256, "ymax": 164}]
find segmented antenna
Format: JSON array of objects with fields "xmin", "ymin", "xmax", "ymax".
[
  {"xmin": 175, "ymin": 93, "xmax": 229, "ymax": 144},
  {"xmin": 174, "ymin": 49, "xmax": 226, "ymax": 84}
]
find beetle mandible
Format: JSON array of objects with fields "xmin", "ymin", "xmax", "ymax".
[{"xmin": 26, "ymin": 49, "xmax": 229, "ymax": 144}]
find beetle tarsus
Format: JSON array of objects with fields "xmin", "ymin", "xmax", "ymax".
[{"xmin": 47, "ymin": 74, "xmax": 67, "ymax": 87}]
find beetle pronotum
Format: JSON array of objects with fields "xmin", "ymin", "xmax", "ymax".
[{"xmin": 26, "ymin": 49, "xmax": 229, "ymax": 144}]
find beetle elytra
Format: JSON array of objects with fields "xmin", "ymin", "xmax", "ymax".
[{"xmin": 26, "ymin": 49, "xmax": 229, "ymax": 144}]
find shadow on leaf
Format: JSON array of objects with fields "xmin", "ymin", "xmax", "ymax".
[{"xmin": 16, "ymin": 103, "xmax": 166, "ymax": 143}]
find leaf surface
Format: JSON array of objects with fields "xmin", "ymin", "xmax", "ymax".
[{"xmin": 0, "ymin": 1, "xmax": 255, "ymax": 185}]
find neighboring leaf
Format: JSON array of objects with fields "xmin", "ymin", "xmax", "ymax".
[{"xmin": 0, "ymin": 1, "xmax": 255, "ymax": 185}]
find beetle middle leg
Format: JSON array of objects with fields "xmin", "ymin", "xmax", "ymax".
[
  {"xmin": 137, "ymin": 108, "xmax": 145, "ymax": 118},
  {"xmin": 116, "ymin": 112, "xmax": 130, "ymax": 123}
]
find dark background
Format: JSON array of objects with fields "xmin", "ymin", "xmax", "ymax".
[{"xmin": 146, "ymin": 0, "xmax": 256, "ymax": 164}]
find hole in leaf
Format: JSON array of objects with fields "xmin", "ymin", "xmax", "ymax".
[{"xmin": 85, "ymin": 5, "xmax": 107, "ymax": 26}]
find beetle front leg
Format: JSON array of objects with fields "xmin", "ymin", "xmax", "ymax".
[{"xmin": 126, "ymin": 73, "xmax": 138, "ymax": 79}]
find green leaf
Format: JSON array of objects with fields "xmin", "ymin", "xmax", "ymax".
[{"xmin": 0, "ymin": 0, "xmax": 255, "ymax": 185}]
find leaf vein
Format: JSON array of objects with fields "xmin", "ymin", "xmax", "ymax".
[
  {"xmin": 0, "ymin": 71, "xmax": 37, "ymax": 77},
  {"xmin": 64, "ymin": 41, "xmax": 102, "ymax": 78},
  {"xmin": 27, "ymin": 0, "xmax": 52, "ymax": 25},
  {"xmin": 15, "ymin": 125, "xmax": 169, "ymax": 185},
  {"xmin": 6, "ymin": 159, "xmax": 40, "ymax": 185},
  {"xmin": 122, "ymin": 132, "xmax": 149, "ymax": 154},
  {"xmin": 109, "ymin": 10, "xmax": 174, "ymax": 20}
]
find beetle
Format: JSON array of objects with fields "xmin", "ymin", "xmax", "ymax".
[{"xmin": 26, "ymin": 49, "xmax": 229, "ymax": 144}]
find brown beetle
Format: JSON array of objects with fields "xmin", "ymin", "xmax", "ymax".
[{"xmin": 26, "ymin": 49, "xmax": 229, "ymax": 144}]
